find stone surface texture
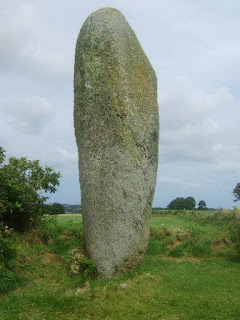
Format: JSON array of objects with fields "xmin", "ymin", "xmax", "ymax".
[{"xmin": 74, "ymin": 8, "xmax": 159, "ymax": 278}]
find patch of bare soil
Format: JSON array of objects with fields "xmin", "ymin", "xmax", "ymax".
[
  {"xmin": 212, "ymin": 233, "xmax": 231, "ymax": 251},
  {"xmin": 42, "ymin": 252, "xmax": 62, "ymax": 264},
  {"xmin": 23, "ymin": 230, "xmax": 43, "ymax": 245},
  {"xmin": 168, "ymin": 232, "xmax": 190, "ymax": 249}
]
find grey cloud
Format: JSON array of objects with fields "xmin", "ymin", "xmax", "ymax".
[
  {"xmin": 157, "ymin": 176, "xmax": 180, "ymax": 183},
  {"xmin": 39, "ymin": 148, "xmax": 78, "ymax": 169},
  {"xmin": 1, "ymin": 96, "xmax": 54, "ymax": 134},
  {"xmin": 158, "ymin": 80, "xmax": 239, "ymax": 171},
  {"xmin": 159, "ymin": 82, "xmax": 235, "ymax": 130},
  {"xmin": 0, "ymin": 1, "xmax": 72, "ymax": 81}
]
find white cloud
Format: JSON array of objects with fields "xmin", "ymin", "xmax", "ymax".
[
  {"xmin": 39, "ymin": 148, "xmax": 78, "ymax": 169},
  {"xmin": 159, "ymin": 82, "xmax": 235, "ymax": 130},
  {"xmin": 0, "ymin": 0, "xmax": 72, "ymax": 81},
  {"xmin": 0, "ymin": 96, "xmax": 54, "ymax": 134},
  {"xmin": 158, "ymin": 80, "xmax": 240, "ymax": 174},
  {"xmin": 157, "ymin": 176, "xmax": 179, "ymax": 183}
]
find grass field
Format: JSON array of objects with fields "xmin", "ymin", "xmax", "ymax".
[{"xmin": 1, "ymin": 212, "xmax": 240, "ymax": 319}]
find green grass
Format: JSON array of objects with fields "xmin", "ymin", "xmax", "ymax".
[
  {"xmin": 0, "ymin": 212, "xmax": 240, "ymax": 319},
  {"xmin": 56, "ymin": 214, "xmax": 82, "ymax": 226}
]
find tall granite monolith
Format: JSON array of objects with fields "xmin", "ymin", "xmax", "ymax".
[{"xmin": 74, "ymin": 8, "xmax": 159, "ymax": 278}]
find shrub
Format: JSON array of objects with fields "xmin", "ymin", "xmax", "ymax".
[
  {"xmin": 0, "ymin": 222, "xmax": 18, "ymax": 293},
  {"xmin": 0, "ymin": 223, "xmax": 15, "ymax": 268},
  {"xmin": 0, "ymin": 148, "xmax": 60, "ymax": 232}
]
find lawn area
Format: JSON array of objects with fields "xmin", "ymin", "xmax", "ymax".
[{"xmin": 1, "ymin": 212, "xmax": 240, "ymax": 320}]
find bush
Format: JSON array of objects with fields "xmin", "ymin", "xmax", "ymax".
[
  {"xmin": 0, "ymin": 223, "xmax": 16, "ymax": 268},
  {"xmin": 0, "ymin": 222, "xmax": 18, "ymax": 293},
  {"xmin": 0, "ymin": 148, "xmax": 60, "ymax": 232}
]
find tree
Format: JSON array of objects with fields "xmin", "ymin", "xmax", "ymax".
[
  {"xmin": 185, "ymin": 197, "xmax": 196, "ymax": 210},
  {"xmin": 198, "ymin": 200, "xmax": 207, "ymax": 210},
  {"xmin": 167, "ymin": 196, "xmax": 196, "ymax": 210},
  {"xmin": 0, "ymin": 148, "xmax": 60, "ymax": 231},
  {"xmin": 43, "ymin": 203, "xmax": 65, "ymax": 215},
  {"xmin": 167, "ymin": 197, "xmax": 187, "ymax": 210},
  {"xmin": 233, "ymin": 183, "xmax": 240, "ymax": 202},
  {"xmin": 62, "ymin": 204, "xmax": 81, "ymax": 214}
]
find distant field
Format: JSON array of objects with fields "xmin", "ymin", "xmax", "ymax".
[
  {"xmin": 59, "ymin": 213, "xmax": 82, "ymax": 217},
  {"xmin": 61, "ymin": 213, "xmax": 81, "ymax": 216},
  {"xmin": 1, "ymin": 211, "xmax": 240, "ymax": 319},
  {"xmin": 57, "ymin": 213, "xmax": 82, "ymax": 225}
]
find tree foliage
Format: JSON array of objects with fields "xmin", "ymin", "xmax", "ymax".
[
  {"xmin": 233, "ymin": 183, "xmax": 240, "ymax": 202},
  {"xmin": 198, "ymin": 200, "xmax": 207, "ymax": 210},
  {"xmin": 167, "ymin": 197, "xmax": 185, "ymax": 210},
  {"xmin": 43, "ymin": 203, "xmax": 65, "ymax": 215},
  {"xmin": 167, "ymin": 197, "xmax": 196, "ymax": 210},
  {"xmin": 0, "ymin": 148, "xmax": 60, "ymax": 231},
  {"xmin": 63, "ymin": 204, "xmax": 81, "ymax": 214},
  {"xmin": 185, "ymin": 197, "xmax": 196, "ymax": 210}
]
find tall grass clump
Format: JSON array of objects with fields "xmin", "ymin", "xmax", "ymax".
[{"xmin": 228, "ymin": 207, "xmax": 240, "ymax": 259}]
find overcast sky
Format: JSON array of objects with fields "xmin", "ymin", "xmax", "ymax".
[{"xmin": 1, "ymin": 0, "xmax": 239, "ymax": 209}]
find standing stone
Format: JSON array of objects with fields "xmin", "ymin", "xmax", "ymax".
[{"xmin": 74, "ymin": 8, "xmax": 159, "ymax": 278}]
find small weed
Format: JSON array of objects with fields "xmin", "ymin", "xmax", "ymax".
[{"xmin": 69, "ymin": 249, "xmax": 97, "ymax": 278}]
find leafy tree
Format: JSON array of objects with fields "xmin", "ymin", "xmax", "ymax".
[
  {"xmin": 233, "ymin": 183, "xmax": 240, "ymax": 202},
  {"xmin": 198, "ymin": 200, "xmax": 207, "ymax": 210},
  {"xmin": 43, "ymin": 203, "xmax": 65, "ymax": 215},
  {"xmin": 167, "ymin": 196, "xmax": 196, "ymax": 210},
  {"xmin": 185, "ymin": 197, "xmax": 196, "ymax": 210},
  {"xmin": 63, "ymin": 204, "xmax": 81, "ymax": 214},
  {"xmin": 0, "ymin": 148, "xmax": 60, "ymax": 231},
  {"xmin": 167, "ymin": 197, "xmax": 186, "ymax": 210}
]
